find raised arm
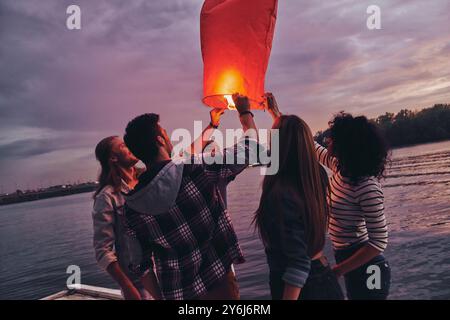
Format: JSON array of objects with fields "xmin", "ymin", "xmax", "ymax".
[
  {"xmin": 265, "ymin": 92, "xmax": 282, "ymax": 123},
  {"xmin": 314, "ymin": 142, "xmax": 338, "ymax": 172},
  {"xmin": 202, "ymin": 94, "xmax": 262, "ymax": 183},
  {"xmin": 189, "ymin": 108, "xmax": 225, "ymax": 155}
]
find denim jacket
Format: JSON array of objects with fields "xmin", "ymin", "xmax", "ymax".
[{"xmin": 264, "ymin": 191, "xmax": 312, "ymax": 288}]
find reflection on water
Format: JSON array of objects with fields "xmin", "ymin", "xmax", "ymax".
[{"xmin": 0, "ymin": 141, "xmax": 449, "ymax": 299}]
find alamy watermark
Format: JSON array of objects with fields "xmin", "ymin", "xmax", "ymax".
[
  {"xmin": 66, "ymin": 5, "xmax": 81, "ymax": 30},
  {"xmin": 66, "ymin": 5, "xmax": 382, "ymax": 31},
  {"xmin": 367, "ymin": 5, "xmax": 381, "ymax": 30},
  {"xmin": 366, "ymin": 264, "xmax": 382, "ymax": 290},
  {"xmin": 66, "ymin": 265, "xmax": 81, "ymax": 289}
]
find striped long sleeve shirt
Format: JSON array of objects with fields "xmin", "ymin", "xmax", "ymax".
[{"xmin": 315, "ymin": 142, "xmax": 388, "ymax": 252}]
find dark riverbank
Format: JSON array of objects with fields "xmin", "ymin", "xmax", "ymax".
[
  {"xmin": 315, "ymin": 104, "xmax": 450, "ymax": 149},
  {"xmin": 0, "ymin": 182, "xmax": 98, "ymax": 206}
]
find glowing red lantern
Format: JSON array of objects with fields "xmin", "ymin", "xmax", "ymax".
[{"xmin": 201, "ymin": 0, "xmax": 278, "ymax": 110}]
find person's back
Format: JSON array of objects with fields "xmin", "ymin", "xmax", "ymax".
[
  {"xmin": 124, "ymin": 157, "xmax": 245, "ymax": 300},
  {"xmin": 254, "ymin": 108, "xmax": 344, "ymax": 300},
  {"xmin": 315, "ymin": 113, "xmax": 390, "ymax": 300},
  {"xmin": 325, "ymin": 171, "xmax": 387, "ymax": 251},
  {"xmin": 122, "ymin": 94, "xmax": 260, "ymax": 300},
  {"xmin": 262, "ymin": 166, "xmax": 329, "ymax": 272}
]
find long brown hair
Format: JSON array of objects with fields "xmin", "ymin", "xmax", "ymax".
[
  {"xmin": 254, "ymin": 115, "xmax": 329, "ymax": 257},
  {"xmin": 93, "ymin": 136, "xmax": 122, "ymax": 198}
]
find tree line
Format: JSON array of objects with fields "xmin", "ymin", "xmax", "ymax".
[{"xmin": 315, "ymin": 104, "xmax": 450, "ymax": 148}]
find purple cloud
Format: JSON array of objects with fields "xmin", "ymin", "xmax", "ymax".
[{"xmin": 0, "ymin": 0, "xmax": 449, "ymax": 192}]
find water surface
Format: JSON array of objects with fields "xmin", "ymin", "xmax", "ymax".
[{"xmin": 1, "ymin": 141, "xmax": 449, "ymax": 299}]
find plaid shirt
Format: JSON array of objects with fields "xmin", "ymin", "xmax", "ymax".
[{"xmin": 124, "ymin": 136, "xmax": 260, "ymax": 300}]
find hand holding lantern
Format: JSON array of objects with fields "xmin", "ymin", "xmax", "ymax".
[
  {"xmin": 233, "ymin": 93, "xmax": 256, "ymax": 133},
  {"xmin": 265, "ymin": 92, "xmax": 282, "ymax": 120},
  {"xmin": 210, "ymin": 108, "xmax": 225, "ymax": 128},
  {"xmin": 232, "ymin": 93, "xmax": 251, "ymax": 115}
]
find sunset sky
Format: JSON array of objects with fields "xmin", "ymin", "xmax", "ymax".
[{"xmin": 1, "ymin": 0, "xmax": 449, "ymax": 193}]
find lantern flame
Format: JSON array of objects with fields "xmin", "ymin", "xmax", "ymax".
[{"xmin": 224, "ymin": 95, "xmax": 236, "ymax": 110}]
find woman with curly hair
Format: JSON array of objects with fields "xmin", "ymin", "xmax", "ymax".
[{"xmin": 315, "ymin": 113, "xmax": 391, "ymax": 300}]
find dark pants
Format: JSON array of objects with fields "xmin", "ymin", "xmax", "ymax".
[
  {"xmin": 270, "ymin": 258, "xmax": 344, "ymax": 300},
  {"xmin": 334, "ymin": 242, "xmax": 391, "ymax": 300}
]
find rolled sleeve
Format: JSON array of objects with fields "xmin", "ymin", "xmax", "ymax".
[
  {"xmin": 280, "ymin": 196, "xmax": 311, "ymax": 288},
  {"xmin": 283, "ymin": 268, "xmax": 310, "ymax": 288},
  {"xmin": 92, "ymin": 193, "xmax": 118, "ymax": 270}
]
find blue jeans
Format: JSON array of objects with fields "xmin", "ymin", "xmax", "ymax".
[{"xmin": 334, "ymin": 242, "xmax": 391, "ymax": 300}]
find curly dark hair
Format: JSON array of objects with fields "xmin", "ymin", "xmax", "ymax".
[
  {"xmin": 328, "ymin": 112, "xmax": 389, "ymax": 183},
  {"xmin": 124, "ymin": 113, "xmax": 160, "ymax": 164}
]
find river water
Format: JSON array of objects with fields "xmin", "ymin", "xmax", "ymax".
[{"xmin": 1, "ymin": 141, "xmax": 449, "ymax": 299}]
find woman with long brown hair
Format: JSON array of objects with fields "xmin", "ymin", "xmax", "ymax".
[{"xmin": 254, "ymin": 94, "xmax": 343, "ymax": 300}]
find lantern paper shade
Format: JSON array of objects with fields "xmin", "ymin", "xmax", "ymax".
[{"xmin": 201, "ymin": 0, "xmax": 278, "ymax": 109}]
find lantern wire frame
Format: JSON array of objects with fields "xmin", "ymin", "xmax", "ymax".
[{"xmin": 202, "ymin": 94, "xmax": 266, "ymax": 110}]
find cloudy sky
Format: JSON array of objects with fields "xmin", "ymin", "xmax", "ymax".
[{"xmin": 0, "ymin": 0, "xmax": 449, "ymax": 193}]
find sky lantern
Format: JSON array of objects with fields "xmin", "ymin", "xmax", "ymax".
[{"xmin": 201, "ymin": 0, "xmax": 278, "ymax": 110}]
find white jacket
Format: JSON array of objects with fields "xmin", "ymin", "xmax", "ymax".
[{"xmin": 92, "ymin": 181, "xmax": 143, "ymax": 283}]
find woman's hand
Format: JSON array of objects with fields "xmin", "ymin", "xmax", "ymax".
[
  {"xmin": 332, "ymin": 244, "xmax": 381, "ymax": 277},
  {"xmin": 265, "ymin": 92, "xmax": 282, "ymax": 120},
  {"xmin": 121, "ymin": 282, "xmax": 142, "ymax": 300},
  {"xmin": 210, "ymin": 108, "xmax": 225, "ymax": 127},
  {"xmin": 141, "ymin": 270, "xmax": 163, "ymax": 300},
  {"xmin": 106, "ymin": 261, "xmax": 141, "ymax": 300},
  {"xmin": 332, "ymin": 265, "xmax": 344, "ymax": 278}
]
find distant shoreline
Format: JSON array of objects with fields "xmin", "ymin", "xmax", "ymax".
[
  {"xmin": 2, "ymin": 139, "xmax": 449, "ymax": 207},
  {"xmin": 0, "ymin": 183, "xmax": 97, "ymax": 207}
]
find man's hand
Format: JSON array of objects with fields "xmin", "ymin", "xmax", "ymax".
[
  {"xmin": 232, "ymin": 93, "xmax": 251, "ymax": 114},
  {"xmin": 210, "ymin": 108, "xmax": 225, "ymax": 127},
  {"xmin": 265, "ymin": 92, "xmax": 282, "ymax": 120},
  {"xmin": 188, "ymin": 108, "xmax": 224, "ymax": 155},
  {"xmin": 232, "ymin": 93, "xmax": 256, "ymax": 133}
]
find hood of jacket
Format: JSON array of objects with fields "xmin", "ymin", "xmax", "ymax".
[{"xmin": 124, "ymin": 159, "xmax": 185, "ymax": 216}]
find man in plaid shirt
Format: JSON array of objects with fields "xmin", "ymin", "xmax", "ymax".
[{"xmin": 123, "ymin": 94, "xmax": 261, "ymax": 300}]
